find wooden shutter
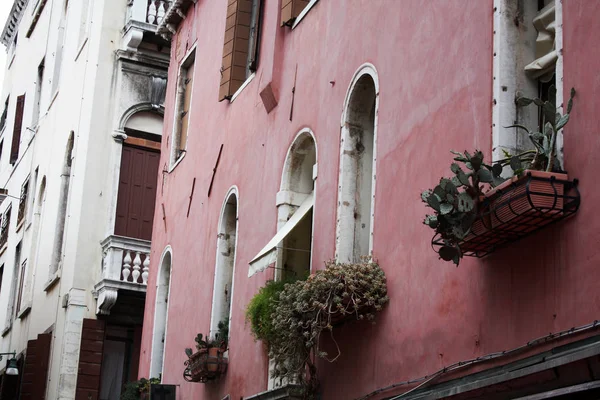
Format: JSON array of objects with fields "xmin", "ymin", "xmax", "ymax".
[
  {"xmin": 75, "ymin": 319, "xmax": 105, "ymax": 400},
  {"xmin": 219, "ymin": 0, "xmax": 255, "ymax": 101},
  {"xmin": 281, "ymin": 0, "xmax": 309, "ymax": 26},
  {"xmin": 21, "ymin": 333, "xmax": 52, "ymax": 400},
  {"xmin": 115, "ymin": 145, "xmax": 160, "ymax": 241},
  {"xmin": 10, "ymin": 95, "xmax": 25, "ymax": 165}
]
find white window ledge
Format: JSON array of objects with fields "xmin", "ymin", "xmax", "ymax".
[
  {"xmin": 168, "ymin": 151, "xmax": 186, "ymax": 173},
  {"xmin": 43, "ymin": 270, "xmax": 61, "ymax": 292},
  {"xmin": 292, "ymin": 0, "xmax": 319, "ymax": 29},
  {"xmin": 230, "ymin": 73, "xmax": 256, "ymax": 103}
]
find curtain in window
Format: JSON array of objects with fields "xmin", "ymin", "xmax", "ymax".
[{"xmin": 524, "ymin": 1, "xmax": 557, "ymax": 82}]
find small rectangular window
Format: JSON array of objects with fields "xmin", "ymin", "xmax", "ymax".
[
  {"xmin": 17, "ymin": 177, "xmax": 29, "ymax": 227},
  {"xmin": 0, "ymin": 265, "xmax": 4, "ymax": 296},
  {"xmin": 0, "ymin": 97, "xmax": 9, "ymax": 132},
  {"xmin": 218, "ymin": 0, "xmax": 262, "ymax": 101},
  {"xmin": 0, "ymin": 206, "xmax": 11, "ymax": 249},
  {"xmin": 33, "ymin": 59, "xmax": 45, "ymax": 127},
  {"xmin": 15, "ymin": 259, "xmax": 26, "ymax": 317},
  {"xmin": 171, "ymin": 50, "xmax": 196, "ymax": 166}
]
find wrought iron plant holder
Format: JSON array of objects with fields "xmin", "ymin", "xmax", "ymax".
[
  {"xmin": 183, "ymin": 347, "xmax": 228, "ymax": 383},
  {"xmin": 432, "ymin": 171, "xmax": 580, "ymax": 258}
]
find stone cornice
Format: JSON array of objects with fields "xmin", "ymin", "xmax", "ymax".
[{"xmin": 1, "ymin": 0, "xmax": 29, "ymax": 47}]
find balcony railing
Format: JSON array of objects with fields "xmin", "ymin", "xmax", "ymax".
[
  {"xmin": 94, "ymin": 235, "xmax": 151, "ymax": 315},
  {"xmin": 146, "ymin": 0, "xmax": 170, "ymax": 25},
  {"xmin": 128, "ymin": 0, "xmax": 171, "ymax": 27}
]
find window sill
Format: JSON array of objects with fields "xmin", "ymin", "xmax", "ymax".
[
  {"xmin": 0, "ymin": 244, "xmax": 7, "ymax": 257},
  {"xmin": 230, "ymin": 73, "xmax": 256, "ymax": 103},
  {"xmin": 16, "ymin": 218, "xmax": 25, "ymax": 233},
  {"xmin": 75, "ymin": 37, "xmax": 88, "ymax": 62},
  {"xmin": 48, "ymin": 90, "xmax": 59, "ymax": 111},
  {"xmin": 292, "ymin": 0, "xmax": 319, "ymax": 29},
  {"xmin": 168, "ymin": 151, "xmax": 186, "ymax": 173},
  {"xmin": 17, "ymin": 303, "xmax": 31, "ymax": 319},
  {"xmin": 7, "ymin": 53, "xmax": 15, "ymax": 70},
  {"xmin": 1, "ymin": 324, "xmax": 11, "ymax": 337},
  {"xmin": 43, "ymin": 270, "xmax": 61, "ymax": 292}
]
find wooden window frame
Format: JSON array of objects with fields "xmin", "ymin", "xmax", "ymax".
[{"xmin": 219, "ymin": 0, "xmax": 263, "ymax": 101}]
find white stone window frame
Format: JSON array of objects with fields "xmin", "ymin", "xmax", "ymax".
[
  {"xmin": 274, "ymin": 128, "xmax": 317, "ymax": 280},
  {"xmin": 335, "ymin": 63, "xmax": 379, "ymax": 263},
  {"xmin": 150, "ymin": 245, "xmax": 174, "ymax": 380},
  {"xmin": 209, "ymin": 186, "xmax": 239, "ymax": 339},
  {"xmin": 492, "ymin": 0, "xmax": 564, "ymax": 168},
  {"xmin": 169, "ymin": 45, "xmax": 197, "ymax": 171}
]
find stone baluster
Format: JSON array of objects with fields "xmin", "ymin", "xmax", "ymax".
[
  {"xmin": 157, "ymin": 1, "xmax": 167, "ymax": 24},
  {"xmin": 147, "ymin": 0, "xmax": 157, "ymax": 24},
  {"xmin": 142, "ymin": 254, "xmax": 150, "ymax": 285},
  {"xmin": 122, "ymin": 251, "xmax": 132, "ymax": 282},
  {"xmin": 132, "ymin": 252, "xmax": 142, "ymax": 283}
]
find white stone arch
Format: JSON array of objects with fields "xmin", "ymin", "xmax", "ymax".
[
  {"xmin": 118, "ymin": 102, "xmax": 165, "ymax": 132},
  {"xmin": 210, "ymin": 186, "xmax": 239, "ymax": 337},
  {"xmin": 150, "ymin": 245, "xmax": 173, "ymax": 379},
  {"xmin": 336, "ymin": 63, "xmax": 379, "ymax": 263},
  {"xmin": 275, "ymin": 128, "xmax": 317, "ymax": 280}
]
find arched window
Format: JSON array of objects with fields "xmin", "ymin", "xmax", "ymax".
[
  {"xmin": 336, "ymin": 65, "xmax": 378, "ymax": 263},
  {"xmin": 210, "ymin": 189, "xmax": 239, "ymax": 336},
  {"xmin": 150, "ymin": 247, "xmax": 173, "ymax": 379},
  {"xmin": 249, "ymin": 130, "xmax": 316, "ymax": 280},
  {"xmin": 50, "ymin": 132, "xmax": 74, "ymax": 276}
]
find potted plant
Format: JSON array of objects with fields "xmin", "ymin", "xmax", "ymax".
[
  {"xmin": 247, "ymin": 258, "xmax": 389, "ymax": 398},
  {"xmin": 422, "ymin": 86, "xmax": 578, "ymax": 264},
  {"xmin": 120, "ymin": 377, "xmax": 160, "ymax": 400},
  {"xmin": 183, "ymin": 319, "xmax": 229, "ymax": 383}
]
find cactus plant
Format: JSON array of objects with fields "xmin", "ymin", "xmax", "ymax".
[
  {"xmin": 422, "ymin": 150, "xmax": 504, "ymax": 265},
  {"xmin": 507, "ymin": 85, "xmax": 576, "ymax": 172},
  {"xmin": 422, "ymin": 87, "xmax": 576, "ymax": 266}
]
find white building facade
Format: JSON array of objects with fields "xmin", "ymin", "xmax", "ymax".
[{"xmin": 0, "ymin": 0, "xmax": 169, "ymax": 399}]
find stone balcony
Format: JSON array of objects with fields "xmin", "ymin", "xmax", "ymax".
[
  {"xmin": 123, "ymin": 0, "xmax": 172, "ymax": 50},
  {"xmin": 94, "ymin": 235, "xmax": 151, "ymax": 315}
]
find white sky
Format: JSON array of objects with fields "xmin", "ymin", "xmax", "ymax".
[{"xmin": 0, "ymin": 1, "xmax": 13, "ymax": 87}]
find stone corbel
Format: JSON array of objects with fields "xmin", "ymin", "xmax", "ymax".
[
  {"xmin": 112, "ymin": 130, "xmax": 128, "ymax": 142},
  {"xmin": 96, "ymin": 286, "xmax": 119, "ymax": 315},
  {"xmin": 123, "ymin": 27, "xmax": 144, "ymax": 50}
]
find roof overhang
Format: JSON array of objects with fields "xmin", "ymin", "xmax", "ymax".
[
  {"xmin": 1, "ymin": 0, "xmax": 29, "ymax": 47},
  {"xmin": 156, "ymin": 0, "xmax": 197, "ymax": 40}
]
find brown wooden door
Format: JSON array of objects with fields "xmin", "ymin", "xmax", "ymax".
[
  {"xmin": 75, "ymin": 319, "xmax": 105, "ymax": 400},
  {"xmin": 21, "ymin": 333, "xmax": 52, "ymax": 400},
  {"xmin": 115, "ymin": 145, "xmax": 160, "ymax": 241}
]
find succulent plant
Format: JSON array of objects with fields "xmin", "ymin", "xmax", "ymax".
[
  {"xmin": 507, "ymin": 85, "xmax": 576, "ymax": 173},
  {"xmin": 422, "ymin": 150, "xmax": 504, "ymax": 265},
  {"xmin": 422, "ymin": 87, "xmax": 576, "ymax": 266}
]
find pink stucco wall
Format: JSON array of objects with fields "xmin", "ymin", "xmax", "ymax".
[{"xmin": 139, "ymin": 1, "xmax": 600, "ymax": 399}]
